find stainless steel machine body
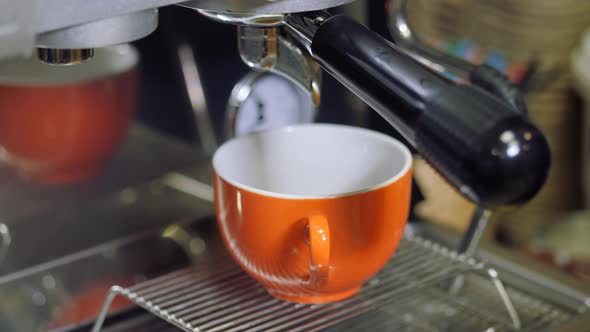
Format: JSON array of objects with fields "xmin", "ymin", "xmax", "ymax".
[
  {"xmin": 0, "ymin": 0, "xmax": 551, "ymax": 207},
  {"xmin": 0, "ymin": 0, "xmax": 354, "ymax": 62}
]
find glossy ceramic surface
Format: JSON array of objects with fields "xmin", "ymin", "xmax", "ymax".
[
  {"xmin": 213, "ymin": 124, "xmax": 413, "ymax": 303},
  {"xmin": 0, "ymin": 45, "xmax": 138, "ymax": 184}
]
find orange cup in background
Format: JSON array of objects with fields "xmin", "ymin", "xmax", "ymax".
[
  {"xmin": 213, "ymin": 124, "xmax": 413, "ymax": 304},
  {"xmin": 0, "ymin": 45, "xmax": 139, "ymax": 184}
]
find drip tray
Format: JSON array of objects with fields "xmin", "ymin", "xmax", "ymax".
[{"xmin": 91, "ymin": 233, "xmax": 589, "ymax": 332}]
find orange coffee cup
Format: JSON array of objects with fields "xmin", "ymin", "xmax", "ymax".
[
  {"xmin": 212, "ymin": 124, "xmax": 413, "ymax": 304},
  {"xmin": 0, "ymin": 45, "xmax": 139, "ymax": 184}
]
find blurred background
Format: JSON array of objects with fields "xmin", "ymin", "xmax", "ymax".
[
  {"xmin": 1, "ymin": 0, "xmax": 590, "ymax": 330},
  {"xmin": 371, "ymin": 0, "xmax": 590, "ymax": 279}
]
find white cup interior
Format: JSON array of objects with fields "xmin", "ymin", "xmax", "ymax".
[
  {"xmin": 0, "ymin": 44, "xmax": 139, "ymax": 86},
  {"xmin": 213, "ymin": 124, "xmax": 412, "ymax": 198}
]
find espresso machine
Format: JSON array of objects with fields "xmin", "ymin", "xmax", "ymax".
[
  {"xmin": 1, "ymin": 1, "xmax": 589, "ymax": 331},
  {"xmin": 0, "ymin": 0, "xmax": 552, "ymax": 207}
]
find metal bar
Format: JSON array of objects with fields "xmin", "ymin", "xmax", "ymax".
[
  {"xmin": 131, "ymin": 266, "xmax": 237, "ymax": 294},
  {"xmin": 140, "ymin": 269, "xmax": 243, "ymax": 302},
  {"xmin": 0, "ymin": 222, "xmax": 10, "ymax": 267},
  {"xmin": 91, "ymin": 286, "xmax": 126, "ymax": 332},
  {"xmin": 488, "ymin": 268, "xmax": 522, "ymax": 330},
  {"xmin": 168, "ymin": 281, "xmax": 262, "ymax": 316},
  {"xmin": 129, "ymin": 267, "xmax": 197, "ymax": 291},
  {"xmin": 440, "ymin": 281, "xmax": 511, "ymax": 326},
  {"xmin": 150, "ymin": 273, "xmax": 252, "ymax": 306},
  {"xmin": 177, "ymin": 43, "xmax": 218, "ymax": 155},
  {"xmin": 448, "ymin": 206, "xmax": 523, "ymax": 330},
  {"xmin": 459, "ymin": 207, "xmax": 493, "ymax": 257},
  {"xmin": 163, "ymin": 172, "xmax": 214, "ymax": 203},
  {"xmin": 216, "ymin": 301, "xmax": 296, "ymax": 332},
  {"xmin": 177, "ymin": 281, "xmax": 261, "ymax": 320},
  {"xmin": 220, "ymin": 302, "xmax": 300, "ymax": 332},
  {"xmin": 196, "ymin": 294, "xmax": 282, "ymax": 329}
]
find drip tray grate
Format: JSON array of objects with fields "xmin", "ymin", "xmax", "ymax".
[{"xmin": 92, "ymin": 235, "xmax": 577, "ymax": 332}]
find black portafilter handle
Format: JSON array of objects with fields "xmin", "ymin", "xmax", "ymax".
[{"xmin": 287, "ymin": 14, "xmax": 550, "ymax": 207}]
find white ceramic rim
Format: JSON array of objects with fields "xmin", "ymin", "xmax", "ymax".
[
  {"xmin": 213, "ymin": 123, "xmax": 413, "ymax": 200},
  {"xmin": 0, "ymin": 44, "xmax": 139, "ymax": 86}
]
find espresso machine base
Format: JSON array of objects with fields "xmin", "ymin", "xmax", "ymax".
[
  {"xmin": 89, "ymin": 224, "xmax": 588, "ymax": 332},
  {"xmin": 71, "ymin": 215, "xmax": 588, "ymax": 332}
]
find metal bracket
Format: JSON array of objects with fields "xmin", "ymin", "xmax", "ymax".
[
  {"xmin": 0, "ymin": 222, "xmax": 11, "ymax": 267},
  {"xmin": 237, "ymin": 25, "xmax": 322, "ymax": 109},
  {"xmin": 450, "ymin": 206, "xmax": 522, "ymax": 330}
]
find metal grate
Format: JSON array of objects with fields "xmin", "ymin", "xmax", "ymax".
[{"xmin": 92, "ymin": 235, "xmax": 576, "ymax": 332}]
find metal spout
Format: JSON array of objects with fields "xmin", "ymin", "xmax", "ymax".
[{"xmin": 37, "ymin": 48, "xmax": 94, "ymax": 65}]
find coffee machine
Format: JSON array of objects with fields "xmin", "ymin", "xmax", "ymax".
[
  {"xmin": 0, "ymin": 0, "xmax": 551, "ymax": 207},
  {"xmin": 3, "ymin": 1, "xmax": 589, "ymax": 332}
]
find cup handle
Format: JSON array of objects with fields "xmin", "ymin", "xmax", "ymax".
[{"xmin": 306, "ymin": 215, "xmax": 330, "ymax": 289}]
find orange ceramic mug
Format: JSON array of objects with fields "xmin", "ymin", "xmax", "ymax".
[
  {"xmin": 0, "ymin": 45, "xmax": 138, "ymax": 184},
  {"xmin": 213, "ymin": 124, "xmax": 413, "ymax": 303}
]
